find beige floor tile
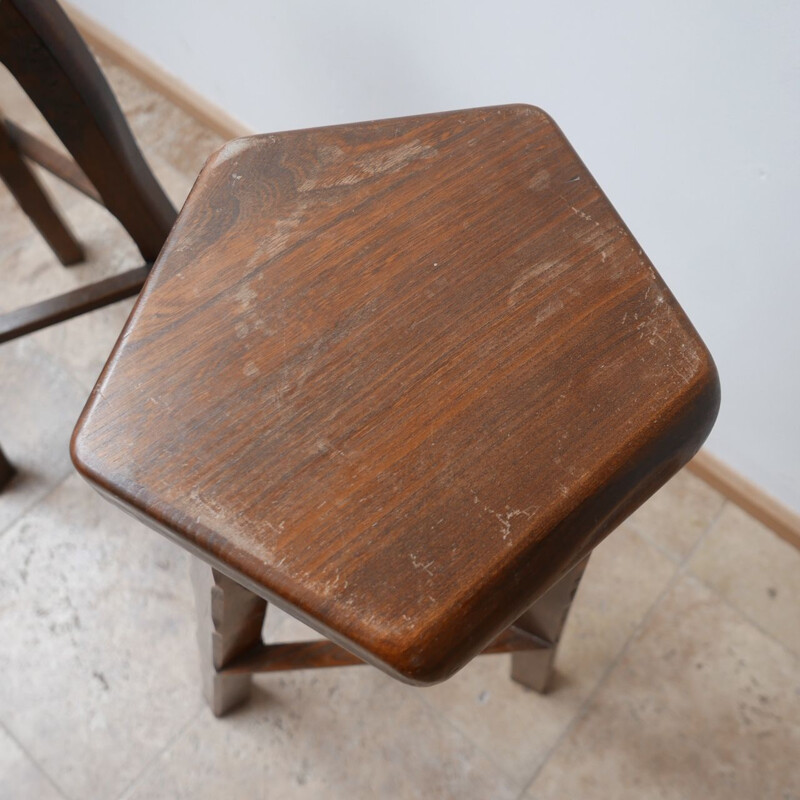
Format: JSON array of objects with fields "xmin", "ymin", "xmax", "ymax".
[
  {"xmin": 626, "ymin": 469, "xmax": 725, "ymax": 560},
  {"xmin": 123, "ymin": 666, "xmax": 519, "ymax": 800},
  {"xmin": 525, "ymin": 576, "xmax": 800, "ymax": 800},
  {"xmin": 127, "ymin": 99, "xmax": 226, "ymax": 178},
  {"xmin": 93, "ymin": 56, "xmax": 159, "ymax": 117},
  {"xmin": 0, "ymin": 338, "xmax": 86, "ymax": 535},
  {"xmin": 30, "ymin": 297, "xmax": 137, "ymax": 395},
  {"xmin": 420, "ymin": 523, "xmax": 677, "ymax": 784},
  {"xmin": 689, "ymin": 503, "xmax": 800, "ymax": 657},
  {"xmin": 262, "ymin": 601, "xmax": 315, "ymax": 642},
  {"xmin": 0, "ymin": 476, "xmax": 203, "ymax": 800},
  {"xmin": 0, "ymin": 725, "xmax": 64, "ymax": 800}
]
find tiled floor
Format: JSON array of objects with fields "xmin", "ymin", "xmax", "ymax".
[{"xmin": 1, "ymin": 56, "xmax": 799, "ymax": 800}]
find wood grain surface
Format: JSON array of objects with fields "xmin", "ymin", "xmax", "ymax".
[{"xmin": 72, "ymin": 105, "xmax": 719, "ymax": 683}]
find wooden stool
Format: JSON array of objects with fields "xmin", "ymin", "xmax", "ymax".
[{"xmin": 71, "ymin": 105, "xmax": 719, "ymax": 717}]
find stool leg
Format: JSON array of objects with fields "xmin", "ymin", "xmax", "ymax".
[
  {"xmin": 0, "ymin": 118, "xmax": 84, "ymax": 266},
  {"xmin": 510, "ymin": 555, "xmax": 589, "ymax": 692},
  {"xmin": 0, "ymin": 444, "xmax": 15, "ymax": 491},
  {"xmin": 189, "ymin": 558, "xmax": 267, "ymax": 717}
]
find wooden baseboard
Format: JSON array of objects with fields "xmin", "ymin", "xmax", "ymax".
[
  {"xmin": 62, "ymin": 2, "xmax": 252, "ymax": 140},
  {"xmin": 687, "ymin": 451, "xmax": 800, "ymax": 551},
  {"xmin": 62, "ymin": 5, "xmax": 800, "ymax": 553}
]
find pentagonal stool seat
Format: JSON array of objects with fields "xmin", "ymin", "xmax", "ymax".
[{"xmin": 71, "ymin": 105, "xmax": 719, "ymax": 711}]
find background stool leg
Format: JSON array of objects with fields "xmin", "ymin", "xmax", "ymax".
[
  {"xmin": 189, "ymin": 557, "xmax": 267, "ymax": 717},
  {"xmin": 510, "ymin": 555, "xmax": 589, "ymax": 692},
  {"xmin": 0, "ymin": 118, "xmax": 84, "ymax": 266},
  {"xmin": 0, "ymin": 444, "xmax": 15, "ymax": 491}
]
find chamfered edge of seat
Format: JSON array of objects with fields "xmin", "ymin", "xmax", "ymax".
[
  {"xmin": 196, "ymin": 102, "xmax": 556, "ymax": 175},
  {"xmin": 70, "ymin": 339, "xmax": 720, "ymax": 686},
  {"xmin": 359, "ymin": 346, "xmax": 721, "ymax": 684}
]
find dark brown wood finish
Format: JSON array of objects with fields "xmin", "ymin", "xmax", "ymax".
[
  {"xmin": 0, "ymin": 116, "xmax": 84, "ymax": 265},
  {"xmin": 72, "ymin": 105, "xmax": 720, "ymax": 684}
]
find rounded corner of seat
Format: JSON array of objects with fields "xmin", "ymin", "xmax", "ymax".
[{"xmin": 202, "ymin": 134, "xmax": 266, "ymax": 173}]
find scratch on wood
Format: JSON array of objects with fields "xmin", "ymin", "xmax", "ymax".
[
  {"xmin": 410, "ymin": 554, "xmax": 435, "ymax": 576},
  {"xmin": 508, "ymin": 261, "xmax": 557, "ymax": 306}
]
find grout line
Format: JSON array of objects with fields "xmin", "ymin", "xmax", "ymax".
[
  {"xmin": 0, "ymin": 718, "xmax": 72, "ymax": 800},
  {"xmin": 626, "ymin": 524, "xmax": 682, "ymax": 564},
  {"xmin": 514, "ymin": 501, "xmax": 730, "ymax": 799},
  {"xmin": 685, "ymin": 573, "xmax": 800, "ymax": 662},
  {"xmin": 683, "ymin": 504, "xmax": 800, "ymax": 662},
  {"xmin": 113, "ymin": 704, "xmax": 205, "ymax": 800}
]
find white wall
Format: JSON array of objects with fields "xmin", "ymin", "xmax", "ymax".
[{"xmin": 72, "ymin": 0, "xmax": 800, "ymax": 512}]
